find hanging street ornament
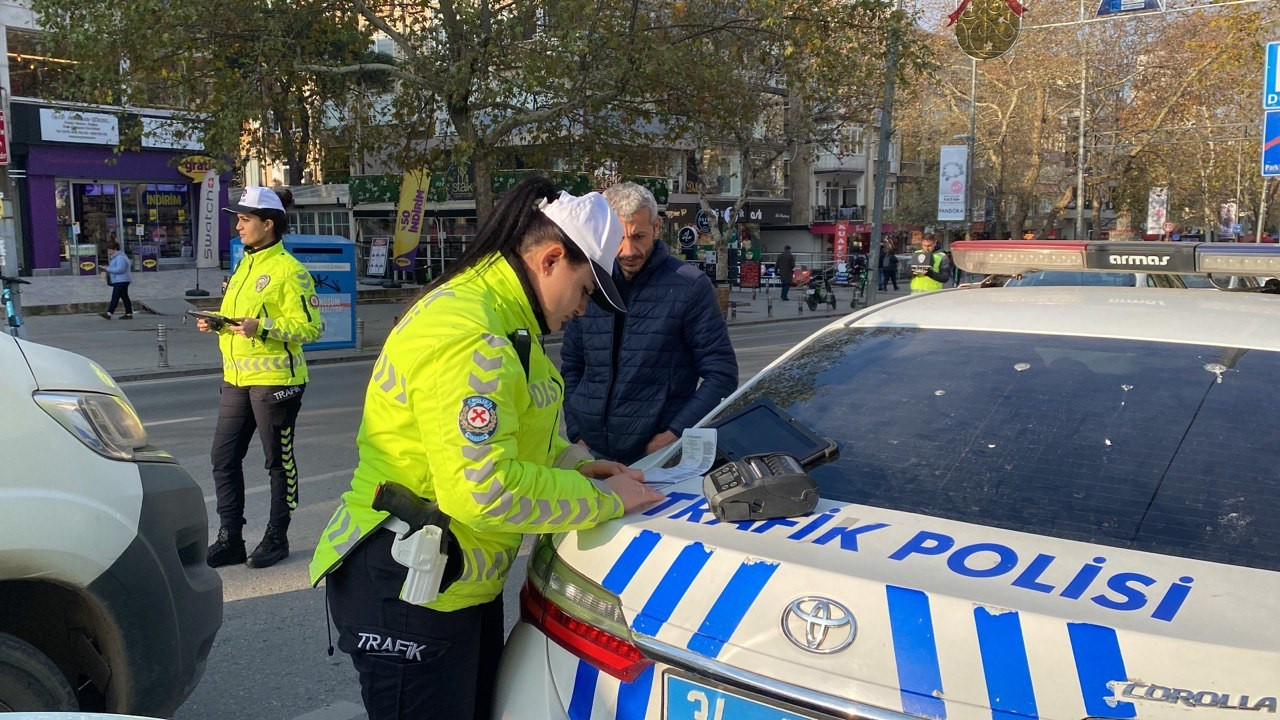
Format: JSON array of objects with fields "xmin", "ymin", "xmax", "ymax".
[{"xmin": 948, "ymin": 0, "xmax": 1026, "ymax": 60}]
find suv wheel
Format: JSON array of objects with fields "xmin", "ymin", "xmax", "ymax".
[{"xmin": 0, "ymin": 632, "xmax": 78, "ymax": 711}]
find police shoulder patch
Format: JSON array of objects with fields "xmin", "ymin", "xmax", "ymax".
[
  {"xmin": 256, "ymin": 274, "xmax": 271, "ymax": 292},
  {"xmin": 308, "ymin": 294, "xmax": 320, "ymax": 307},
  {"xmin": 459, "ymin": 396, "xmax": 498, "ymax": 443}
]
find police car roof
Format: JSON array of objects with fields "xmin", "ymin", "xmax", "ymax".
[{"xmin": 851, "ymin": 286, "xmax": 1280, "ymax": 352}]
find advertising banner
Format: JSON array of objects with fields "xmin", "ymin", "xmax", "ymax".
[
  {"xmin": 367, "ymin": 236, "xmax": 390, "ymax": 276},
  {"xmin": 196, "ymin": 172, "xmax": 220, "ymax": 269},
  {"xmin": 393, "ymin": 170, "xmax": 430, "ymax": 271},
  {"xmin": 138, "ymin": 244, "xmax": 159, "ymax": 271},
  {"xmin": 1145, "ymin": 187, "xmax": 1168, "ymax": 232},
  {"xmin": 834, "ymin": 220, "xmax": 849, "ymax": 262},
  {"xmin": 740, "ymin": 260, "xmax": 761, "ymax": 289},
  {"xmin": 1219, "ymin": 202, "xmax": 1238, "ymax": 238},
  {"xmin": 938, "ymin": 145, "xmax": 968, "ymax": 221}
]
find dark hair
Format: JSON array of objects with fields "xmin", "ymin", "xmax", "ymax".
[
  {"xmin": 106, "ymin": 240, "xmax": 120, "ymax": 251},
  {"xmin": 784, "ymin": 245, "xmax": 791, "ymax": 251},
  {"xmin": 248, "ymin": 187, "xmax": 294, "ymax": 240},
  {"xmin": 423, "ymin": 176, "xmax": 587, "ymax": 294}
]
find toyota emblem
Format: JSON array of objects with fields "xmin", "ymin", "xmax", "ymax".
[{"xmin": 781, "ymin": 597, "xmax": 856, "ymax": 654}]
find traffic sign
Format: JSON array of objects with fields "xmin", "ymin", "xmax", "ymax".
[
  {"xmin": 1264, "ymin": 110, "xmax": 1280, "ymax": 177},
  {"xmin": 1266, "ymin": 42, "xmax": 1280, "ymax": 110},
  {"xmin": 1096, "ymin": 0, "xmax": 1161, "ymax": 17},
  {"xmin": 1233, "ymin": 223, "xmax": 1244, "ymax": 235},
  {"xmin": 1162, "ymin": 221, "xmax": 1174, "ymax": 233}
]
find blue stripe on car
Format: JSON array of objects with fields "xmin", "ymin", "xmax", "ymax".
[
  {"xmin": 974, "ymin": 607, "xmax": 1039, "ymax": 720},
  {"xmin": 1068, "ymin": 623, "xmax": 1136, "ymax": 719},
  {"xmin": 687, "ymin": 560, "xmax": 780, "ymax": 658},
  {"xmin": 886, "ymin": 586, "xmax": 947, "ymax": 719},
  {"xmin": 567, "ymin": 531, "xmax": 663, "ymax": 720}
]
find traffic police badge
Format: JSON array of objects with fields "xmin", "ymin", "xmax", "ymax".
[
  {"xmin": 459, "ymin": 396, "xmax": 498, "ymax": 443},
  {"xmin": 256, "ymin": 274, "xmax": 272, "ymax": 292}
]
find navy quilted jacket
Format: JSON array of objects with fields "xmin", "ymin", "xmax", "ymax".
[{"xmin": 562, "ymin": 241, "xmax": 738, "ymax": 464}]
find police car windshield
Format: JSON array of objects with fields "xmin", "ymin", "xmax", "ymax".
[{"xmin": 711, "ymin": 327, "xmax": 1280, "ymax": 573}]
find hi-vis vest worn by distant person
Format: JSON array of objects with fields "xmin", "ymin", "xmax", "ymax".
[
  {"xmin": 309, "ymin": 254, "xmax": 624, "ymax": 612},
  {"xmin": 910, "ymin": 251, "xmax": 946, "ymax": 293},
  {"xmin": 217, "ymin": 241, "xmax": 324, "ymax": 386}
]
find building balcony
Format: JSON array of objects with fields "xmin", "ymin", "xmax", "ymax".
[
  {"xmin": 812, "ymin": 153, "xmax": 867, "ymax": 175},
  {"xmin": 811, "ymin": 205, "xmax": 863, "ymax": 222}
]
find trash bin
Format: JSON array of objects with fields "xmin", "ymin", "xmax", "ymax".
[{"xmin": 230, "ymin": 234, "xmax": 357, "ymax": 351}]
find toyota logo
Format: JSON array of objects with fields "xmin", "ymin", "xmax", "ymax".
[{"xmin": 781, "ymin": 597, "xmax": 856, "ymax": 654}]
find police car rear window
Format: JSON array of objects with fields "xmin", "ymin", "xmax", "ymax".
[{"xmin": 712, "ymin": 327, "xmax": 1280, "ymax": 573}]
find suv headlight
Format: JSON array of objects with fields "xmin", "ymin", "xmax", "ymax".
[{"xmin": 34, "ymin": 391, "xmax": 149, "ymax": 461}]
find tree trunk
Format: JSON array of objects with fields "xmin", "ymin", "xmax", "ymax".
[{"xmin": 473, "ymin": 147, "xmax": 495, "ymax": 224}]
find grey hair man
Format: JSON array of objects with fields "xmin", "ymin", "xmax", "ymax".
[{"xmin": 560, "ymin": 182, "xmax": 739, "ymax": 464}]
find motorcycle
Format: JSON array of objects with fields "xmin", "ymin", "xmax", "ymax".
[{"xmin": 806, "ymin": 268, "xmax": 838, "ymax": 311}]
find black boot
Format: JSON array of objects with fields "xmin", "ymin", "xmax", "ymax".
[
  {"xmin": 247, "ymin": 526, "xmax": 289, "ymax": 569},
  {"xmin": 207, "ymin": 527, "xmax": 246, "ymax": 568}
]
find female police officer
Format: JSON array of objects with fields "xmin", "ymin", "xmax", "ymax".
[
  {"xmin": 309, "ymin": 177, "xmax": 662, "ymax": 719},
  {"xmin": 199, "ymin": 186, "xmax": 324, "ymax": 569}
]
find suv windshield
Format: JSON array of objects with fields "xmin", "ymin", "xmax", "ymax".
[{"xmin": 710, "ymin": 327, "xmax": 1280, "ymax": 572}]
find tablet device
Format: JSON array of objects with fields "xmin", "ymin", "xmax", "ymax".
[
  {"xmin": 706, "ymin": 396, "xmax": 838, "ymax": 469},
  {"xmin": 186, "ymin": 310, "xmax": 241, "ymax": 326}
]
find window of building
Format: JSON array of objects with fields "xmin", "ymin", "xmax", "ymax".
[
  {"xmin": 7, "ymin": 29, "xmax": 75, "ymax": 101},
  {"xmin": 289, "ymin": 210, "xmax": 351, "ymax": 239}
]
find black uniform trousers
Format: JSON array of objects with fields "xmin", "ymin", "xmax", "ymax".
[
  {"xmin": 211, "ymin": 382, "xmax": 305, "ymax": 531},
  {"xmin": 327, "ymin": 530, "xmax": 504, "ymax": 720}
]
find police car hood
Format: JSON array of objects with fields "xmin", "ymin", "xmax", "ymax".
[{"xmin": 556, "ymin": 480, "xmax": 1280, "ymax": 719}]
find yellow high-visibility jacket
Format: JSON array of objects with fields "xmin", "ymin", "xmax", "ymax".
[
  {"xmin": 217, "ymin": 241, "xmax": 323, "ymax": 386},
  {"xmin": 309, "ymin": 254, "xmax": 623, "ymax": 611}
]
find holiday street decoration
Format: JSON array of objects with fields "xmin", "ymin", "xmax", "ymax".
[{"xmin": 948, "ymin": 0, "xmax": 1025, "ymax": 60}]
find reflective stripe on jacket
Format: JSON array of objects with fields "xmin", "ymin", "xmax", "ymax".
[
  {"xmin": 308, "ymin": 254, "xmax": 624, "ymax": 612},
  {"xmin": 217, "ymin": 241, "xmax": 323, "ymax": 386}
]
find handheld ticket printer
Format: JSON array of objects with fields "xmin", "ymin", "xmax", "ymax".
[{"xmin": 372, "ymin": 481, "xmax": 457, "ymax": 604}]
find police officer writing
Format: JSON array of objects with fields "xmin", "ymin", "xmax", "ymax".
[
  {"xmin": 200, "ymin": 186, "xmax": 324, "ymax": 569},
  {"xmin": 910, "ymin": 234, "xmax": 954, "ymax": 293},
  {"xmin": 309, "ymin": 178, "xmax": 662, "ymax": 720}
]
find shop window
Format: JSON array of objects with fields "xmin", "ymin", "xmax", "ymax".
[{"xmin": 7, "ymin": 29, "xmax": 76, "ymax": 101}]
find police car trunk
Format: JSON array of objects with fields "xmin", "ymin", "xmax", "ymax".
[{"xmin": 499, "ymin": 242, "xmax": 1280, "ymax": 720}]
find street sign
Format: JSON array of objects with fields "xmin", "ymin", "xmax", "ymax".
[
  {"xmin": 1162, "ymin": 221, "xmax": 1175, "ymax": 233},
  {"xmin": 1233, "ymin": 223, "xmax": 1244, "ymax": 235},
  {"xmin": 1096, "ymin": 0, "xmax": 1161, "ymax": 17},
  {"xmin": 1264, "ymin": 110, "xmax": 1280, "ymax": 177},
  {"xmin": 1266, "ymin": 42, "xmax": 1280, "ymax": 110}
]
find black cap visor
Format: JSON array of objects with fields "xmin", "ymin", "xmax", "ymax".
[
  {"xmin": 588, "ymin": 260, "xmax": 627, "ymax": 315},
  {"xmin": 223, "ymin": 203, "xmax": 270, "ymax": 216}
]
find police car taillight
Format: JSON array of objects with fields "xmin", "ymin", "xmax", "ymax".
[
  {"xmin": 520, "ymin": 537, "xmax": 652, "ymax": 682},
  {"xmin": 953, "ymin": 240, "xmax": 1280, "ymax": 277}
]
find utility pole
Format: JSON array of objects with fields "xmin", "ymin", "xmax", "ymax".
[
  {"xmin": 1258, "ymin": 178, "xmax": 1270, "ymax": 244},
  {"xmin": 965, "ymin": 58, "xmax": 977, "ymax": 242},
  {"xmin": 1074, "ymin": 0, "xmax": 1087, "ymax": 241},
  {"xmin": 867, "ymin": 0, "xmax": 904, "ymax": 308},
  {"xmin": 0, "ymin": 87, "xmax": 24, "ymax": 339}
]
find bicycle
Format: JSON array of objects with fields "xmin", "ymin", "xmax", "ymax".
[{"xmin": 1, "ymin": 274, "xmax": 30, "ymax": 339}]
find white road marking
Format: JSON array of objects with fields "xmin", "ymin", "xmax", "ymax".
[
  {"xmin": 287, "ymin": 701, "xmax": 367, "ymax": 720},
  {"xmin": 204, "ymin": 468, "xmax": 354, "ymax": 503}
]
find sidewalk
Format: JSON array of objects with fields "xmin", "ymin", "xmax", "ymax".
[{"xmin": 14, "ymin": 275, "xmax": 911, "ymax": 382}]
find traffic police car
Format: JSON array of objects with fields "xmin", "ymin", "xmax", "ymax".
[
  {"xmin": 0, "ymin": 335, "xmax": 222, "ymax": 713},
  {"xmin": 495, "ymin": 241, "xmax": 1280, "ymax": 720}
]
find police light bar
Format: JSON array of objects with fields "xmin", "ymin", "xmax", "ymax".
[{"xmin": 952, "ymin": 241, "xmax": 1280, "ymax": 276}]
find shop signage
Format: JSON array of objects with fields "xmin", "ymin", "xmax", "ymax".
[
  {"xmin": 196, "ymin": 172, "xmax": 220, "ymax": 269},
  {"xmin": 178, "ymin": 155, "xmax": 217, "ymax": 181},
  {"xmin": 0, "ymin": 109, "xmax": 8, "ymax": 165},
  {"xmin": 40, "ymin": 108, "xmax": 119, "ymax": 145},
  {"xmin": 393, "ymin": 170, "xmax": 430, "ymax": 269},
  {"xmin": 142, "ymin": 117, "xmax": 203, "ymax": 151},
  {"xmin": 740, "ymin": 260, "xmax": 761, "ymax": 288},
  {"xmin": 368, "ymin": 236, "xmax": 390, "ymax": 276},
  {"xmin": 138, "ymin": 244, "xmax": 160, "ymax": 271},
  {"xmin": 834, "ymin": 221, "xmax": 849, "ymax": 263},
  {"xmin": 143, "ymin": 190, "xmax": 187, "ymax": 208}
]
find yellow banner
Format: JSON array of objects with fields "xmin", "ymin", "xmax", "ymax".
[{"xmin": 393, "ymin": 170, "xmax": 430, "ymax": 268}]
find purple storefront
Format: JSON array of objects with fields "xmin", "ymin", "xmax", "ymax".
[{"xmin": 11, "ymin": 102, "xmax": 232, "ymax": 273}]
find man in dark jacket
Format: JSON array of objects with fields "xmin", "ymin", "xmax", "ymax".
[
  {"xmin": 562, "ymin": 183, "xmax": 739, "ymax": 464},
  {"xmin": 776, "ymin": 245, "xmax": 796, "ymax": 300}
]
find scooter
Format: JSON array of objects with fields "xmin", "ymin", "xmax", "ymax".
[{"xmin": 805, "ymin": 268, "xmax": 838, "ymax": 311}]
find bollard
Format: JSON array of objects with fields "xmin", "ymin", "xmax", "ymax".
[
  {"xmin": 731, "ymin": 303, "xmax": 737, "ymax": 320},
  {"xmin": 356, "ymin": 317, "xmax": 366, "ymax": 351},
  {"xmin": 767, "ymin": 295, "xmax": 773, "ymax": 318},
  {"xmin": 752, "ymin": 289, "xmax": 757, "ymax": 301},
  {"xmin": 156, "ymin": 324, "xmax": 169, "ymax": 368},
  {"xmin": 798, "ymin": 299, "xmax": 803, "ymax": 314}
]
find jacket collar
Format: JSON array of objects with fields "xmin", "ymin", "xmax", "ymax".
[
  {"xmin": 617, "ymin": 240, "xmax": 669, "ymax": 290},
  {"xmin": 244, "ymin": 238, "xmax": 285, "ymax": 257},
  {"xmin": 454, "ymin": 253, "xmax": 548, "ymax": 337}
]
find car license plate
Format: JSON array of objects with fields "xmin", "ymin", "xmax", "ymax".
[{"xmin": 664, "ymin": 673, "xmax": 819, "ymax": 720}]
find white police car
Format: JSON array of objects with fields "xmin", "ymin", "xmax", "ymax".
[
  {"xmin": 495, "ymin": 241, "xmax": 1280, "ymax": 720},
  {"xmin": 0, "ymin": 335, "xmax": 222, "ymax": 713}
]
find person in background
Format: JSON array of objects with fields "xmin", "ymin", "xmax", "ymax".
[
  {"xmin": 99, "ymin": 239, "xmax": 134, "ymax": 320},
  {"xmin": 776, "ymin": 244, "xmax": 796, "ymax": 300},
  {"xmin": 877, "ymin": 238, "xmax": 899, "ymax": 291},
  {"xmin": 910, "ymin": 234, "xmax": 953, "ymax": 294},
  {"xmin": 562, "ymin": 182, "xmax": 739, "ymax": 464}
]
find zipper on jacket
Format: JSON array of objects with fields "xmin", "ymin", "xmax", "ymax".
[
  {"xmin": 600, "ymin": 311, "xmax": 627, "ymax": 450},
  {"xmin": 228, "ymin": 252, "xmax": 254, "ymax": 386}
]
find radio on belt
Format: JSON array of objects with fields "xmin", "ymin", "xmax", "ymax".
[{"xmin": 703, "ymin": 452, "xmax": 819, "ymax": 522}]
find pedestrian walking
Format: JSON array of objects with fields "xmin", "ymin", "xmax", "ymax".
[
  {"xmin": 877, "ymin": 238, "xmax": 899, "ymax": 291},
  {"xmin": 562, "ymin": 182, "xmax": 738, "ymax": 464},
  {"xmin": 200, "ymin": 186, "xmax": 324, "ymax": 569},
  {"xmin": 99, "ymin": 239, "xmax": 134, "ymax": 319},
  {"xmin": 910, "ymin": 234, "xmax": 953, "ymax": 294},
  {"xmin": 309, "ymin": 177, "xmax": 662, "ymax": 720},
  {"xmin": 776, "ymin": 244, "xmax": 796, "ymax": 300}
]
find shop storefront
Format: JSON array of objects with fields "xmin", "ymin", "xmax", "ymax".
[{"xmin": 9, "ymin": 102, "xmax": 231, "ymax": 273}]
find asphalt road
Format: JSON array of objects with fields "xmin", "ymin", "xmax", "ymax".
[{"xmin": 128, "ymin": 317, "xmax": 840, "ymax": 720}]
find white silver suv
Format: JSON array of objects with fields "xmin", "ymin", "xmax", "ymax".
[
  {"xmin": 495, "ymin": 241, "xmax": 1280, "ymax": 720},
  {"xmin": 0, "ymin": 335, "xmax": 222, "ymax": 714}
]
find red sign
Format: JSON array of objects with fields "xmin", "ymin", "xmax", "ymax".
[
  {"xmin": 834, "ymin": 221, "xmax": 849, "ymax": 262},
  {"xmin": 0, "ymin": 110, "xmax": 8, "ymax": 165},
  {"xmin": 740, "ymin": 260, "xmax": 760, "ymax": 288}
]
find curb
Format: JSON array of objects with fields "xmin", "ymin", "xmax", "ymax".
[
  {"xmin": 23, "ymin": 287, "xmax": 422, "ymax": 317},
  {"xmin": 111, "ymin": 310, "xmax": 854, "ymax": 383}
]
